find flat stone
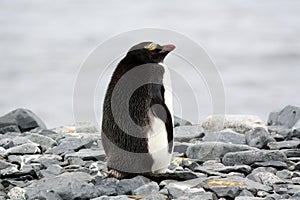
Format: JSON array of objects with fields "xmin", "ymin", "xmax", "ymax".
[
  {"xmin": 186, "ymin": 142, "xmax": 257, "ymax": 162},
  {"xmin": 145, "ymin": 171, "xmax": 201, "ymax": 182},
  {"xmin": 117, "ymin": 176, "xmax": 151, "ymax": 195},
  {"xmin": 174, "ymin": 116, "xmax": 192, "ymax": 127},
  {"xmin": 45, "ymin": 137, "xmax": 94, "ymax": 155},
  {"xmin": 222, "ymin": 150, "xmax": 287, "ymax": 166},
  {"xmin": 132, "ymin": 182, "xmax": 159, "ymax": 195},
  {"xmin": 280, "ymin": 149, "xmax": 300, "ymax": 157},
  {"xmin": 252, "ymin": 161, "xmax": 288, "ymax": 169},
  {"xmin": 268, "ymin": 140, "xmax": 300, "ymax": 150},
  {"xmin": 91, "ymin": 196, "xmax": 133, "ymax": 200},
  {"xmin": 245, "ymin": 127, "xmax": 275, "ymax": 148},
  {"xmin": 7, "ymin": 143, "xmax": 41, "ymax": 155},
  {"xmin": 202, "ymin": 115, "xmax": 267, "ymax": 133},
  {"xmin": 216, "ymin": 165, "xmax": 252, "ymax": 174},
  {"xmin": 203, "ymin": 129, "xmax": 246, "ymax": 144},
  {"xmin": 24, "ymin": 133, "xmax": 57, "ymax": 152},
  {"xmin": 139, "ymin": 194, "xmax": 167, "ymax": 200},
  {"xmin": 0, "ymin": 108, "xmax": 46, "ymax": 132},
  {"xmin": 0, "ymin": 159, "xmax": 14, "ymax": 170},
  {"xmin": 235, "ymin": 197, "xmax": 266, "ymax": 200},
  {"xmin": 267, "ymin": 105, "xmax": 300, "ymax": 128},
  {"xmin": 174, "ymin": 125, "xmax": 204, "ymax": 142},
  {"xmin": 202, "ymin": 176, "xmax": 272, "ymax": 198},
  {"xmin": 276, "ymin": 169, "xmax": 293, "ymax": 179},
  {"xmin": 254, "ymin": 172, "xmax": 285, "ymax": 186},
  {"xmin": 165, "ymin": 182, "xmax": 205, "ymax": 199},
  {"xmin": 64, "ymin": 148, "xmax": 106, "ymax": 161},
  {"xmin": 24, "ymin": 172, "xmax": 96, "ymax": 199}
]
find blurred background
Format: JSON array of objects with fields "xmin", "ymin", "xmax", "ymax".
[{"xmin": 1, "ymin": 0, "xmax": 299, "ymax": 128}]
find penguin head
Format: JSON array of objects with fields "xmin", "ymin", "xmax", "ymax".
[{"xmin": 125, "ymin": 42, "xmax": 176, "ymax": 64}]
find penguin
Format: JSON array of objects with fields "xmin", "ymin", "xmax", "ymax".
[{"xmin": 101, "ymin": 41, "xmax": 175, "ymax": 178}]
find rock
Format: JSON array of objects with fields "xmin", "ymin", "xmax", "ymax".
[
  {"xmin": 165, "ymin": 182, "xmax": 205, "ymax": 199},
  {"xmin": 268, "ymin": 140, "xmax": 300, "ymax": 150},
  {"xmin": 145, "ymin": 171, "xmax": 201, "ymax": 182},
  {"xmin": 7, "ymin": 187, "xmax": 26, "ymax": 200},
  {"xmin": 7, "ymin": 143, "xmax": 41, "ymax": 155},
  {"xmin": 25, "ymin": 172, "xmax": 96, "ymax": 199},
  {"xmin": 0, "ymin": 159, "xmax": 14, "ymax": 170},
  {"xmin": 202, "ymin": 176, "xmax": 272, "ymax": 198},
  {"xmin": 276, "ymin": 169, "xmax": 293, "ymax": 179},
  {"xmin": 53, "ymin": 122, "xmax": 98, "ymax": 134},
  {"xmin": 0, "ymin": 138, "xmax": 14, "ymax": 149},
  {"xmin": 0, "ymin": 108, "xmax": 46, "ymax": 132},
  {"xmin": 238, "ymin": 189, "xmax": 254, "ymax": 196},
  {"xmin": 174, "ymin": 125, "xmax": 204, "ymax": 142},
  {"xmin": 94, "ymin": 178, "xmax": 119, "ymax": 196},
  {"xmin": 24, "ymin": 133, "xmax": 57, "ymax": 152},
  {"xmin": 45, "ymin": 137, "xmax": 94, "ymax": 155},
  {"xmin": 132, "ymin": 182, "xmax": 159, "ymax": 195},
  {"xmin": 234, "ymin": 197, "xmax": 266, "ymax": 200},
  {"xmin": 268, "ymin": 125, "xmax": 292, "ymax": 139},
  {"xmin": 203, "ymin": 129, "xmax": 246, "ymax": 144},
  {"xmin": 245, "ymin": 127, "xmax": 275, "ymax": 148},
  {"xmin": 139, "ymin": 194, "xmax": 167, "ymax": 200},
  {"xmin": 186, "ymin": 142, "xmax": 257, "ymax": 162},
  {"xmin": 280, "ymin": 149, "xmax": 300, "ymax": 157},
  {"xmin": 267, "ymin": 105, "xmax": 300, "ymax": 128},
  {"xmin": 176, "ymin": 192, "xmax": 217, "ymax": 200},
  {"xmin": 216, "ymin": 165, "xmax": 252, "ymax": 174},
  {"xmin": 117, "ymin": 176, "xmax": 151, "ymax": 195},
  {"xmin": 0, "ymin": 125, "xmax": 20, "ymax": 134},
  {"xmin": 64, "ymin": 148, "xmax": 106, "ymax": 161},
  {"xmin": 174, "ymin": 142, "xmax": 190, "ymax": 154},
  {"xmin": 174, "ymin": 116, "xmax": 192, "ymax": 127},
  {"xmin": 222, "ymin": 150, "xmax": 287, "ymax": 166},
  {"xmin": 252, "ymin": 161, "xmax": 288, "ymax": 169},
  {"xmin": 254, "ymin": 172, "xmax": 285, "ymax": 186},
  {"xmin": 202, "ymin": 115, "xmax": 267, "ymax": 133},
  {"xmin": 91, "ymin": 196, "xmax": 133, "ymax": 200}
]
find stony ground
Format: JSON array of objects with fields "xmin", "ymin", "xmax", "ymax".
[{"xmin": 0, "ymin": 106, "xmax": 300, "ymax": 200}]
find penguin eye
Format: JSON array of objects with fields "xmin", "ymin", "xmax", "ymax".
[{"xmin": 144, "ymin": 42, "xmax": 157, "ymax": 51}]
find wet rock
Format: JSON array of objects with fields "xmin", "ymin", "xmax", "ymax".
[
  {"xmin": 117, "ymin": 176, "xmax": 151, "ymax": 195},
  {"xmin": 24, "ymin": 172, "xmax": 96, "ymax": 199},
  {"xmin": 132, "ymin": 181, "xmax": 159, "ymax": 195},
  {"xmin": 64, "ymin": 148, "xmax": 105, "ymax": 161},
  {"xmin": 186, "ymin": 142, "xmax": 257, "ymax": 162},
  {"xmin": 174, "ymin": 116, "xmax": 192, "ymax": 127},
  {"xmin": 245, "ymin": 127, "xmax": 275, "ymax": 148},
  {"xmin": 222, "ymin": 150, "xmax": 287, "ymax": 166},
  {"xmin": 202, "ymin": 115, "xmax": 267, "ymax": 133},
  {"xmin": 203, "ymin": 129, "xmax": 246, "ymax": 144},
  {"xmin": 267, "ymin": 105, "xmax": 300, "ymax": 128},
  {"xmin": 0, "ymin": 108, "xmax": 46, "ymax": 132},
  {"xmin": 7, "ymin": 187, "xmax": 26, "ymax": 200},
  {"xmin": 267, "ymin": 140, "xmax": 300, "ymax": 150},
  {"xmin": 7, "ymin": 143, "xmax": 41, "ymax": 155},
  {"xmin": 174, "ymin": 125, "xmax": 204, "ymax": 142}
]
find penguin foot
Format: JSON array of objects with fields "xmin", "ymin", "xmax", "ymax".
[{"xmin": 108, "ymin": 169, "xmax": 127, "ymax": 179}]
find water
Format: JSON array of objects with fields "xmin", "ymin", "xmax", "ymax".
[{"xmin": 0, "ymin": 0, "xmax": 299, "ymax": 128}]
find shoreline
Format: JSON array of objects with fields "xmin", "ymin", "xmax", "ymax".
[{"xmin": 0, "ymin": 105, "xmax": 299, "ymax": 199}]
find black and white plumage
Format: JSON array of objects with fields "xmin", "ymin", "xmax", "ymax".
[{"xmin": 101, "ymin": 42, "xmax": 175, "ymax": 178}]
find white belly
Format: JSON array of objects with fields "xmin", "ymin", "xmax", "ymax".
[{"xmin": 148, "ymin": 62, "xmax": 173, "ymax": 172}]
